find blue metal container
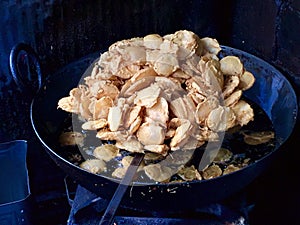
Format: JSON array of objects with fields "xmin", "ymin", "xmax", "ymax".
[{"xmin": 0, "ymin": 140, "xmax": 32, "ymax": 225}]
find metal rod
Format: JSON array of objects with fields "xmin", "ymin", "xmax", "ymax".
[{"xmin": 98, "ymin": 153, "xmax": 144, "ymax": 225}]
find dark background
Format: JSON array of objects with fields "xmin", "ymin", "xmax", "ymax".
[{"xmin": 0, "ymin": 0, "xmax": 300, "ymax": 224}]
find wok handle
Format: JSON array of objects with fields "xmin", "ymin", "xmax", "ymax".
[
  {"xmin": 9, "ymin": 43, "xmax": 43, "ymax": 96},
  {"xmin": 98, "ymin": 153, "xmax": 145, "ymax": 225}
]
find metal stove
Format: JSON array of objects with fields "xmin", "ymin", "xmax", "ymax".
[{"xmin": 64, "ymin": 177, "xmax": 252, "ymax": 225}]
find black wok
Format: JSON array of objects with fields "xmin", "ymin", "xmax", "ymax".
[{"xmin": 10, "ymin": 43, "xmax": 298, "ymax": 212}]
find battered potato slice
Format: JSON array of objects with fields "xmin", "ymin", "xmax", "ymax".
[
  {"xmin": 112, "ymin": 167, "xmax": 127, "ymax": 179},
  {"xmin": 195, "ymin": 95, "xmax": 219, "ymax": 125},
  {"xmin": 58, "ymin": 87, "xmax": 86, "ymax": 114},
  {"xmin": 112, "ymin": 155, "xmax": 144, "ymax": 179},
  {"xmin": 212, "ymin": 148, "xmax": 233, "ymax": 163},
  {"xmin": 136, "ymin": 122, "xmax": 165, "ymax": 146},
  {"xmin": 153, "ymin": 54, "xmax": 179, "ymax": 76},
  {"xmin": 201, "ymin": 164, "xmax": 223, "ymax": 179},
  {"xmin": 224, "ymin": 90, "xmax": 242, "ymax": 107},
  {"xmin": 143, "ymin": 164, "xmax": 174, "ymax": 182},
  {"xmin": 107, "ymin": 106, "xmax": 122, "ymax": 132},
  {"xmin": 59, "ymin": 131, "xmax": 85, "ymax": 147},
  {"xmin": 169, "ymin": 119, "xmax": 192, "ymax": 150},
  {"xmin": 170, "ymin": 30, "xmax": 199, "ymax": 53},
  {"xmin": 239, "ymin": 71, "xmax": 255, "ymax": 90},
  {"xmin": 128, "ymin": 116, "xmax": 142, "ymax": 134},
  {"xmin": 121, "ymin": 76, "xmax": 156, "ymax": 97},
  {"xmin": 130, "ymin": 67, "xmax": 157, "ymax": 82},
  {"xmin": 242, "ymin": 130, "xmax": 275, "ymax": 145},
  {"xmin": 222, "ymin": 75, "xmax": 240, "ymax": 98},
  {"xmin": 145, "ymin": 97, "xmax": 169, "ymax": 127},
  {"xmin": 134, "ymin": 83, "xmax": 161, "ymax": 108},
  {"xmin": 96, "ymin": 129, "xmax": 129, "ymax": 142},
  {"xmin": 200, "ymin": 37, "xmax": 222, "ymax": 55},
  {"xmin": 123, "ymin": 105, "xmax": 142, "ymax": 128},
  {"xmin": 80, "ymin": 159, "xmax": 106, "ymax": 174},
  {"xmin": 223, "ymin": 164, "xmax": 241, "ymax": 175},
  {"xmin": 93, "ymin": 144, "xmax": 119, "ymax": 162},
  {"xmin": 231, "ymin": 100, "xmax": 254, "ymax": 126},
  {"xmin": 57, "ymin": 96, "xmax": 77, "ymax": 113},
  {"xmin": 81, "ymin": 119, "xmax": 107, "ymax": 130},
  {"xmin": 220, "ymin": 56, "xmax": 244, "ymax": 76},
  {"xmin": 177, "ymin": 165, "xmax": 202, "ymax": 181},
  {"xmin": 88, "ymin": 96, "xmax": 113, "ymax": 120},
  {"xmin": 115, "ymin": 136, "xmax": 144, "ymax": 153},
  {"xmin": 143, "ymin": 34, "xmax": 163, "ymax": 49},
  {"xmin": 144, "ymin": 144, "xmax": 169, "ymax": 156},
  {"xmin": 206, "ymin": 106, "xmax": 236, "ymax": 132}
]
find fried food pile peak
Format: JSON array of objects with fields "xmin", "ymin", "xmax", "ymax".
[{"xmin": 58, "ymin": 30, "xmax": 255, "ymax": 156}]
